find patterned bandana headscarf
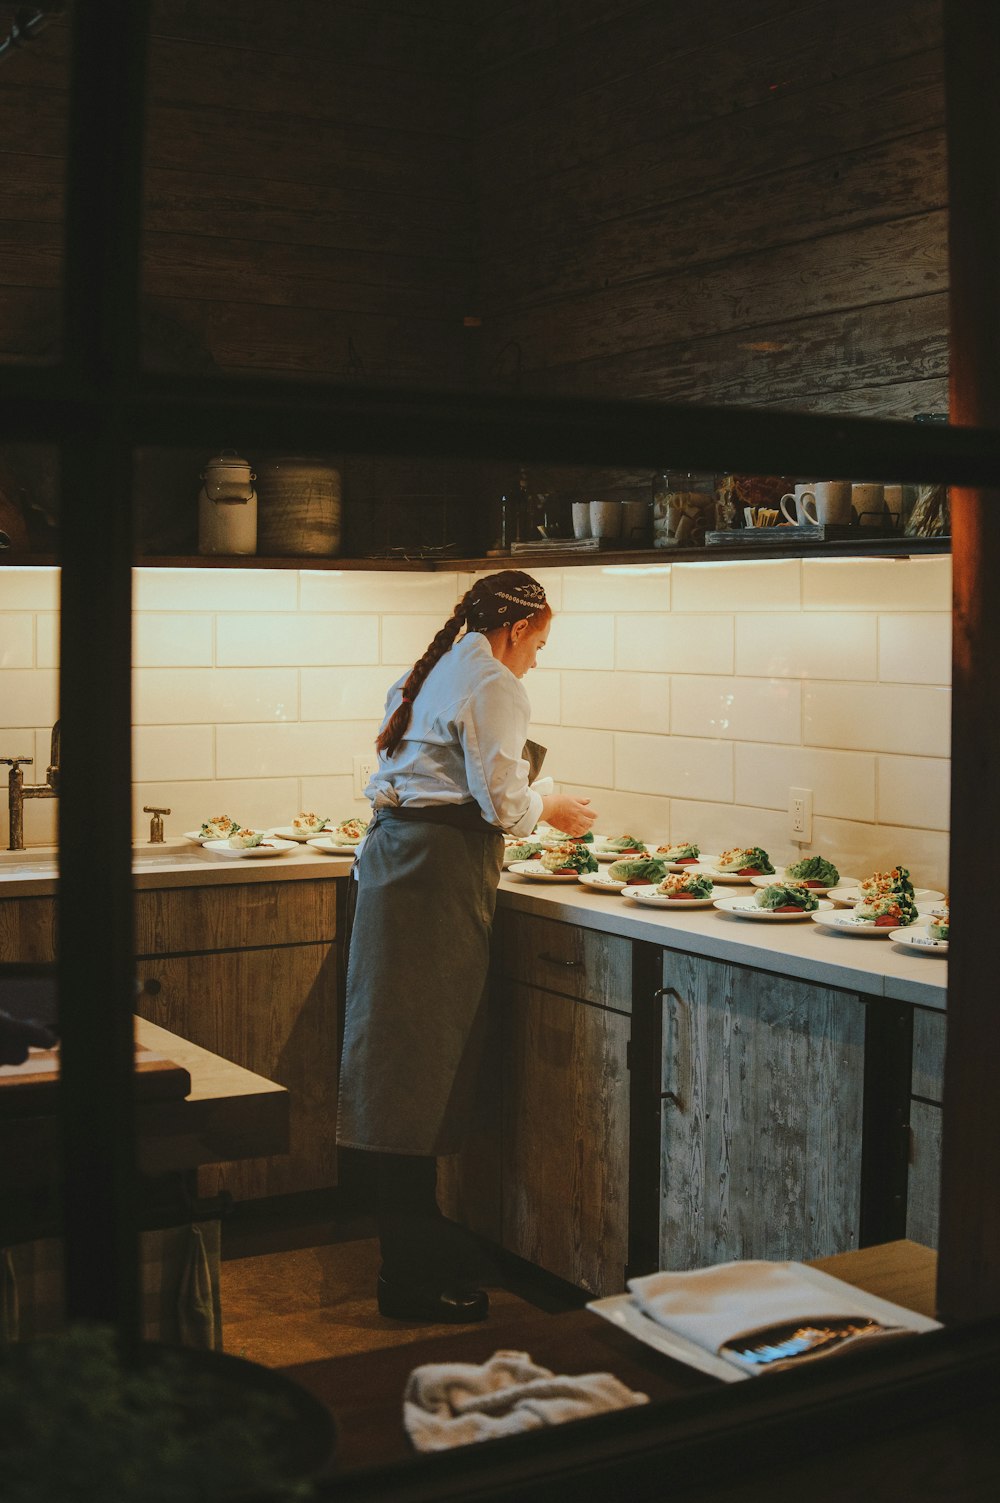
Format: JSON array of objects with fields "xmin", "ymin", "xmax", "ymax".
[{"xmin": 466, "ymin": 571, "xmax": 547, "ymax": 633}]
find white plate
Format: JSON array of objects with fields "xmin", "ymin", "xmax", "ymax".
[
  {"xmin": 203, "ymin": 837, "xmax": 297, "ymax": 859},
  {"xmin": 695, "ymin": 863, "xmax": 773, "ymax": 885},
  {"xmin": 889, "ymin": 925, "xmax": 949, "ymax": 955},
  {"xmin": 183, "ymin": 831, "xmax": 213, "ymax": 844},
  {"xmin": 577, "ymin": 869, "xmax": 627, "ymax": 893},
  {"xmin": 827, "ymin": 885, "xmax": 945, "ymax": 906},
  {"xmin": 916, "ymin": 900, "xmax": 949, "ymax": 918},
  {"xmin": 623, "ymin": 883, "xmax": 717, "ymax": 909},
  {"xmin": 587, "ymin": 1264, "xmax": 940, "ymax": 1385},
  {"xmin": 592, "ymin": 844, "xmax": 651, "ymax": 862},
  {"xmin": 656, "ymin": 851, "xmax": 714, "ymax": 872},
  {"xmin": 810, "ymin": 910, "xmax": 917, "ymax": 938},
  {"xmin": 507, "ymin": 860, "xmax": 582, "ymax": 883},
  {"xmin": 749, "ymin": 869, "xmax": 859, "ymax": 896},
  {"xmin": 715, "ymin": 895, "xmax": 834, "ymax": 921},
  {"xmin": 268, "ymin": 824, "xmax": 327, "ymax": 842},
  {"xmin": 306, "ymin": 836, "xmax": 361, "ymax": 856}
]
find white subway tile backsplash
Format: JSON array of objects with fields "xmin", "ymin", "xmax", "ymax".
[
  {"xmin": 804, "ymin": 683, "xmax": 951, "ymax": 757},
  {"xmin": 218, "ymin": 612, "xmax": 379, "ymax": 666},
  {"xmin": 877, "ymin": 755, "xmax": 950, "ymax": 831},
  {"xmin": 0, "ymin": 615, "xmax": 33, "ymax": 668},
  {"xmin": 878, "ymin": 614, "xmax": 951, "ymax": 685},
  {"xmin": 737, "ymin": 613, "xmax": 876, "ymax": 680},
  {"xmin": 299, "ymin": 570, "xmax": 459, "ymax": 615},
  {"xmin": 667, "ymin": 800, "xmax": 790, "ymax": 865},
  {"xmin": 562, "ymin": 565, "xmax": 671, "ymax": 613},
  {"xmin": 380, "ymin": 615, "xmax": 445, "ymax": 665},
  {"xmin": 529, "ymin": 723, "xmax": 613, "ymax": 787},
  {"xmin": 0, "ymin": 669, "xmax": 58, "ymax": 727},
  {"xmin": 615, "ymin": 733, "xmax": 733, "ymax": 802},
  {"xmin": 301, "ymin": 666, "xmax": 408, "ymax": 721},
  {"xmin": 734, "ymin": 744, "xmax": 876, "ymax": 822},
  {"xmin": 561, "ymin": 670, "xmax": 669, "ymax": 734},
  {"xmin": 299, "ymin": 775, "xmax": 367, "ymax": 824},
  {"xmin": 522, "ymin": 668, "xmax": 561, "ymax": 724},
  {"xmin": 35, "ymin": 614, "xmax": 58, "ymax": 668},
  {"xmin": 672, "ymin": 558, "xmax": 801, "ymax": 611},
  {"xmin": 133, "ymin": 614, "xmax": 213, "ymax": 668},
  {"xmin": 132, "ymin": 668, "xmax": 298, "ymax": 725},
  {"xmin": 0, "ymin": 567, "xmax": 59, "ymax": 610},
  {"xmin": 617, "ymin": 615, "xmax": 733, "ymax": 674},
  {"xmin": 808, "ymin": 815, "xmax": 948, "ymax": 894},
  {"xmin": 802, "ymin": 556, "xmax": 951, "ymax": 612},
  {"xmin": 544, "ymin": 613, "xmax": 615, "ymax": 670},
  {"xmin": 216, "ymin": 720, "xmax": 378, "ymax": 779},
  {"xmin": 671, "ymin": 676, "xmax": 800, "ymax": 744},
  {"xmin": 132, "ymin": 725, "xmax": 215, "ymax": 783},
  {"xmin": 133, "ymin": 568, "xmax": 298, "ymax": 612}
]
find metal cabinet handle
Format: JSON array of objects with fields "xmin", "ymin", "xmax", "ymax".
[{"xmin": 537, "ymin": 952, "xmax": 584, "ymax": 968}]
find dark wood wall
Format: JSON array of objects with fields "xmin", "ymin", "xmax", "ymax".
[{"xmin": 474, "ymin": 0, "xmax": 949, "ymax": 423}]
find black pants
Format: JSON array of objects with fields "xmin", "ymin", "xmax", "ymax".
[{"xmin": 374, "ymin": 1152, "xmax": 496, "ymax": 1289}]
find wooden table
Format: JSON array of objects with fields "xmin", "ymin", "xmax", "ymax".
[
  {"xmin": 282, "ymin": 1241, "xmax": 938, "ymax": 1475},
  {"xmin": 0, "ymin": 1016, "xmax": 289, "ymax": 1188}
]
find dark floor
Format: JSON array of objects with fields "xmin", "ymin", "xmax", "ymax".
[{"xmin": 218, "ymin": 1195, "xmax": 582, "ymax": 1370}]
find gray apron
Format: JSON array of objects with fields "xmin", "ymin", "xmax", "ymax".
[{"xmin": 337, "ymin": 742, "xmax": 545, "ymax": 1157}]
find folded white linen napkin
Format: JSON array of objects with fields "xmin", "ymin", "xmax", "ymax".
[
  {"xmin": 403, "ymin": 1349, "xmax": 648, "ymax": 1452},
  {"xmin": 627, "ymin": 1260, "xmax": 912, "ymax": 1357}
]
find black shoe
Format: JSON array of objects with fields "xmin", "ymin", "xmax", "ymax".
[{"xmin": 376, "ymin": 1271, "xmax": 489, "ymax": 1324}]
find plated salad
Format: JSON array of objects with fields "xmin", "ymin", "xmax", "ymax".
[
  {"xmin": 599, "ymin": 833, "xmax": 648, "ymax": 853},
  {"xmin": 655, "ymin": 872, "xmax": 714, "ymax": 900},
  {"xmin": 716, "ymin": 846, "xmax": 775, "ymax": 876},
  {"xmin": 329, "ymin": 816, "xmax": 369, "ymax": 843},
  {"xmin": 854, "ymin": 866, "xmax": 919, "ymax": 926},
  {"xmin": 292, "ymin": 811, "xmax": 329, "ymax": 835},
  {"xmin": 505, "ymin": 839, "xmax": 543, "ymax": 862},
  {"xmin": 199, "ymin": 814, "xmax": 241, "ymax": 840},
  {"xmin": 540, "ymin": 843, "xmax": 599, "ymax": 876},
  {"xmin": 754, "ymin": 881, "xmax": 820, "ymax": 913},
  {"xmin": 655, "ymin": 841, "xmax": 700, "ymax": 864},
  {"xmin": 784, "ymin": 855, "xmax": 840, "ymax": 888},
  {"xmin": 227, "ymin": 828, "xmax": 264, "ymax": 850},
  {"xmin": 607, "ymin": 856, "xmax": 669, "ymax": 885},
  {"xmin": 929, "ymin": 903, "xmax": 949, "ymax": 941}
]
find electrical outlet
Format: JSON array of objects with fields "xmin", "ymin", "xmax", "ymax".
[
  {"xmin": 353, "ymin": 754, "xmax": 378, "ymax": 800},
  {"xmin": 789, "ymin": 787, "xmax": 813, "ymax": 843}
]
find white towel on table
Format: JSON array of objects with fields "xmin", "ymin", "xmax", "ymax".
[
  {"xmin": 403, "ymin": 1349, "xmax": 648, "ymax": 1452},
  {"xmin": 628, "ymin": 1260, "xmax": 914, "ymax": 1357}
]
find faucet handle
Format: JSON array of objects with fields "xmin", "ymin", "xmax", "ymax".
[
  {"xmin": 142, "ymin": 805, "xmax": 171, "ymax": 844},
  {"xmin": 1, "ymin": 756, "xmax": 33, "ymax": 768}
]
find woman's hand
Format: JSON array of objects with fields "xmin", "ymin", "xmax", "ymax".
[{"xmin": 539, "ymin": 794, "xmax": 597, "ymax": 837}]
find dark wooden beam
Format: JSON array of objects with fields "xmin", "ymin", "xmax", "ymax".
[{"xmin": 937, "ymin": 0, "xmax": 1000, "ymax": 1323}]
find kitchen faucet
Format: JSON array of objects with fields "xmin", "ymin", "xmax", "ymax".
[{"xmin": 1, "ymin": 719, "xmax": 60, "ymax": 850}]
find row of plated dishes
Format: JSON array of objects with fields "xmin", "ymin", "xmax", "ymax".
[
  {"xmin": 503, "ymin": 831, "xmax": 949, "ymax": 956},
  {"xmin": 181, "ymin": 812, "xmax": 369, "ymax": 857}
]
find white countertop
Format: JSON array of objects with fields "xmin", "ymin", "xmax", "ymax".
[
  {"xmin": 0, "ymin": 845, "xmax": 945, "ymax": 1011},
  {"xmin": 0, "ymin": 841, "xmax": 355, "ymax": 896},
  {"xmin": 496, "ymin": 872, "xmax": 947, "ymax": 1011}
]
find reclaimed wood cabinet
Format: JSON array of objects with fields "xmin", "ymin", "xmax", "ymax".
[
  {"xmin": 907, "ymin": 1007, "xmax": 945, "ymax": 1248},
  {"xmin": 659, "ymin": 950, "xmax": 867, "ymax": 1269},
  {"xmin": 133, "ymin": 880, "xmax": 338, "ymax": 1202}
]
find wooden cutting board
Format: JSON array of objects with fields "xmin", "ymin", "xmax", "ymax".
[{"xmin": 0, "ymin": 1043, "xmax": 192, "ymax": 1115}]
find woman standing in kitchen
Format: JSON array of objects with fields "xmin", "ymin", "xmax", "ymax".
[{"xmin": 337, "ymin": 570, "xmax": 595, "ymax": 1323}]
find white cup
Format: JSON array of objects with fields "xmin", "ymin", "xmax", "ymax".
[
  {"xmin": 798, "ymin": 481, "xmax": 854, "ymax": 526},
  {"xmin": 572, "ymin": 501, "xmax": 591, "ymax": 539},
  {"xmin": 779, "ymin": 484, "xmax": 817, "ymax": 525},
  {"xmin": 852, "ymin": 483, "xmax": 886, "ymax": 526},
  {"xmin": 589, "ymin": 500, "xmax": 622, "ymax": 540}
]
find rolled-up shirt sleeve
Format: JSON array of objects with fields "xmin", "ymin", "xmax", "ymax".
[{"xmin": 455, "ymin": 671, "xmax": 543, "ymax": 836}]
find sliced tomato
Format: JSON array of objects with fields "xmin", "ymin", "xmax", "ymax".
[
  {"xmin": 774, "ymin": 904, "xmax": 807, "ymax": 912},
  {"xmin": 874, "ymin": 914, "xmax": 898, "ymax": 926},
  {"xmin": 668, "ymin": 892, "xmax": 699, "ymax": 899},
  {"xmin": 736, "ymin": 866, "xmax": 763, "ymax": 876},
  {"xmin": 675, "ymin": 856, "xmax": 698, "ymax": 864},
  {"xmin": 803, "ymin": 880, "xmax": 824, "ymax": 888},
  {"xmin": 626, "ymin": 876, "xmax": 649, "ymax": 885}
]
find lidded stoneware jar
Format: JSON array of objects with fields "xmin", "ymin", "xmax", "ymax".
[
  {"xmin": 255, "ymin": 456, "xmax": 342, "ymax": 556},
  {"xmin": 198, "ymin": 451, "xmax": 257, "ymax": 555}
]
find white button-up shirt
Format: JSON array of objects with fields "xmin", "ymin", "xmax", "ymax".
[{"xmin": 364, "ymin": 632, "xmax": 542, "ymax": 837}]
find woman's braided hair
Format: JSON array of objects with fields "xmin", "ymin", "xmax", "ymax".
[{"xmin": 375, "ymin": 570, "xmax": 548, "ymax": 758}]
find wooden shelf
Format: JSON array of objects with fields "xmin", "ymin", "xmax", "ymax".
[{"xmin": 1, "ymin": 538, "xmax": 950, "ymax": 572}]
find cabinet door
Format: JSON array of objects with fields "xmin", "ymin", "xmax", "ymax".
[
  {"xmin": 907, "ymin": 1007, "xmax": 946, "ymax": 1248},
  {"xmin": 136, "ymin": 943, "xmax": 337, "ymax": 1201},
  {"xmin": 659, "ymin": 952, "xmax": 865, "ymax": 1269},
  {"xmin": 502, "ymin": 981, "xmax": 629, "ymax": 1296}
]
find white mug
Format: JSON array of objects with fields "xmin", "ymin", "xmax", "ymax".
[
  {"xmin": 572, "ymin": 501, "xmax": 591, "ymax": 539},
  {"xmin": 589, "ymin": 500, "xmax": 622, "ymax": 540},
  {"xmin": 852, "ymin": 483, "xmax": 885, "ymax": 526},
  {"xmin": 799, "ymin": 481, "xmax": 853, "ymax": 526},
  {"xmin": 779, "ymin": 484, "xmax": 816, "ymax": 525}
]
